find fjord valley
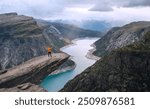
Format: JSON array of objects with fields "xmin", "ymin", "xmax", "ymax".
[
  {"xmin": 41, "ymin": 38, "xmax": 99, "ymax": 91},
  {"xmin": 0, "ymin": 13, "xmax": 102, "ymax": 91},
  {"xmin": 61, "ymin": 21, "xmax": 150, "ymax": 92},
  {"xmin": 0, "ymin": 13, "xmax": 103, "ymax": 70},
  {"xmin": 1, "ymin": 12, "xmax": 150, "ymax": 92},
  {"xmin": 0, "ymin": 0, "xmax": 150, "ymax": 93}
]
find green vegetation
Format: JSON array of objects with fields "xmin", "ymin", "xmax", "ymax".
[{"xmin": 119, "ymin": 31, "xmax": 150, "ymax": 52}]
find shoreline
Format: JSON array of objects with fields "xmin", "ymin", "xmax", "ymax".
[
  {"xmin": 49, "ymin": 64, "xmax": 76, "ymax": 76},
  {"xmin": 49, "ymin": 38, "xmax": 100, "ymax": 76},
  {"xmin": 61, "ymin": 37, "xmax": 100, "ymax": 50},
  {"xmin": 86, "ymin": 44, "xmax": 101, "ymax": 61},
  {"xmin": 49, "ymin": 40, "xmax": 77, "ymax": 76},
  {"xmin": 60, "ymin": 38, "xmax": 79, "ymax": 50}
]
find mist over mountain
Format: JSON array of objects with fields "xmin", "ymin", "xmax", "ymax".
[
  {"xmin": 81, "ymin": 20, "xmax": 111, "ymax": 32},
  {"xmin": 49, "ymin": 20, "xmax": 112, "ymax": 32}
]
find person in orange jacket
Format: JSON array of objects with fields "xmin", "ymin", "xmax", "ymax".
[{"xmin": 47, "ymin": 47, "xmax": 52, "ymax": 57}]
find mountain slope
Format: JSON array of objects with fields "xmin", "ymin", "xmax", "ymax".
[
  {"xmin": 0, "ymin": 13, "xmax": 67, "ymax": 70},
  {"xmin": 93, "ymin": 21, "xmax": 150, "ymax": 57},
  {"xmin": 61, "ymin": 27, "xmax": 150, "ymax": 92},
  {"xmin": 0, "ymin": 13, "xmax": 102, "ymax": 70}
]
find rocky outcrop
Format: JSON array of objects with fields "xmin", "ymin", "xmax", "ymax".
[
  {"xmin": 86, "ymin": 44, "xmax": 101, "ymax": 60},
  {"xmin": 50, "ymin": 59, "xmax": 76, "ymax": 75},
  {"xmin": 0, "ymin": 53, "xmax": 69, "ymax": 91},
  {"xmin": 94, "ymin": 21, "xmax": 150, "ymax": 57},
  {"xmin": 0, "ymin": 83, "xmax": 46, "ymax": 92},
  {"xmin": 0, "ymin": 13, "xmax": 68, "ymax": 70},
  {"xmin": 61, "ymin": 29, "xmax": 150, "ymax": 92}
]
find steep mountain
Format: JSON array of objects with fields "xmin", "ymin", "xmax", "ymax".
[
  {"xmin": 0, "ymin": 13, "xmax": 68, "ymax": 70},
  {"xmin": 61, "ymin": 27, "xmax": 150, "ymax": 92},
  {"xmin": 93, "ymin": 21, "xmax": 150, "ymax": 57},
  {"xmin": 0, "ymin": 13, "xmax": 102, "ymax": 70}
]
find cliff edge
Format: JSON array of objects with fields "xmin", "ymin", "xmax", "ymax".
[{"xmin": 0, "ymin": 53, "xmax": 69, "ymax": 92}]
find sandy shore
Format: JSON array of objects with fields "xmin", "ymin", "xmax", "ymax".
[{"xmin": 86, "ymin": 44, "xmax": 101, "ymax": 61}]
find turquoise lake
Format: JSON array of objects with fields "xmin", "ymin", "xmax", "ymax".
[{"xmin": 40, "ymin": 38, "xmax": 99, "ymax": 92}]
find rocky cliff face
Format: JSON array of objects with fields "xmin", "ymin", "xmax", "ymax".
[
  {"xmin": 0, "ymin": 13, "xmax": 68, "ymax": 70},
  {"xmin": 61, "ymin": 28, "xmax": 150, "ymax": 92},
  {"xmin": 0, "ymin": 13, "xmax": 102, "ymax": 70},
  {"xmin": 0, "ymin": 83, "xmax": 46, "ymax": 92},
  {"xmin": 0, "ymin": 53, "xmax": 69, "ymax": 92},
  {"xmin": 94, "ymin": 21, "xmax": 150, "ymax": 57}
]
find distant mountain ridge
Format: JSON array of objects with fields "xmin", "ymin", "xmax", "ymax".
[{"xmin": 46, "ymin": 22, "xmax": 103, "ymax": 40}]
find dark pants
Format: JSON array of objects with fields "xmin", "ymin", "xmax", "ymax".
[{"xmin": 48, "ymin": 52, "xmax": 52, "ymax": 57}]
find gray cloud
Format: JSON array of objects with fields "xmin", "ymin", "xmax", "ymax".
[
  {"xmin": 125, "ymin": 0, "xmax": 150, "ymax": 7},
  {"xmin": 0, "ymin": 0, "xmax": 150, "ymax": 15},
  {"xmin": 0, "ymin": 0, "xmax": 149, "ymax": 25},
  {"xmin": 89, "ymin": 4, "xmax": 113, "ymax": 12},
  {"xmin": 0, "ymin": 0, "xmax": 99, "ymax": 18},
  {"xmin": 88, "ymin": 0, "xmax": 126, "ymax": 12},
  {"xmin": 89, "ymin": 0, "xmax": 150, "ymax": 12},
  {"xmin": 2, "ymin": 0, "xmax": 69, "ymax": 18}
]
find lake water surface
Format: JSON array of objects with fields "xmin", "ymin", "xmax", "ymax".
[{"xmin": 40, "ymin": 38, "xmax": 99, "ymax": 92}]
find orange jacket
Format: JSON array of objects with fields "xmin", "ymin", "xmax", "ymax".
[{"xmin": 48, "ymin": 47, "xmax": 52, "ymax": 52}]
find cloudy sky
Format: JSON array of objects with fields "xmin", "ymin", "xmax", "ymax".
[{"xmin": 0, "ymin": 0, "xmax": 150, "ymax": 25}]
